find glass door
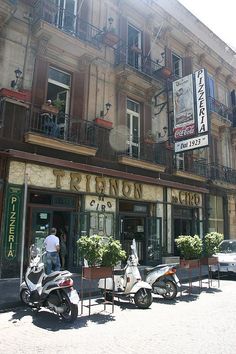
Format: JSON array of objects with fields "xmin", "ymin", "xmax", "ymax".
[
  {"xmin": 32, "ymin": 209, "xmax": 53, "ymax": 250},
  {"xmin": 127, "ymin": 99, "xmax": 140, "ymax": 158},
  {"xmin": 147, "ymin": 217, "xmax": 162, "ymax": 265}
]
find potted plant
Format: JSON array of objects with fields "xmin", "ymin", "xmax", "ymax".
[
  {"xmin": 175, "ymin": 235, "xmax": 203, "ymax": 269},
  {"xmin": 41, "ymin": 100, "xmax": 59, "ymax": 114},
  {"xmin": 201, "ymin": 232, "xmax": 223, "ymax": 266},
  {"xmin": 102, "ymin": 26, "xmax": 120, "ymax": 46},
  {"xmin": 77, "ymin": 235, "xmax": 126, "ymax": 279},
  {"xmin": 144, "ymin": 130, "xmax": 156, "ymax": 144}
]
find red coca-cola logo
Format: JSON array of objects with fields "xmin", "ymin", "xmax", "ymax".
[{"xmin": 174, "ymin": 124, "xmax": 195, "ymax": 140}]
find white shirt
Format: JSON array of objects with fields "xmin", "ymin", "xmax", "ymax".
[{"xmin": 44, "ymin": 234, "xmax": 60, "ymax": 252}]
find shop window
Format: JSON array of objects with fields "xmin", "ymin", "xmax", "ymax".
[
  {"xmin": 208, "ymin": 195, "xmax": 224, "ymax": 233},
  {"xmin": 30, "ymin": 193, "xmax": 52, "ymax": 204},
  {"xmin": 79, "ymin": 211, "xmax": 115, "ymax": 238}
]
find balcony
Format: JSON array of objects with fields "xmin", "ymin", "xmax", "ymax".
[
  {"xmin": 115, "ymin": 46, "xmax": 170, "ymax": 90},
  {"xmin": 0, "ymin": 0, "xmax": 16, "ymax": 31},
  {"xmin": 25, "ymin": 108, "xmax": 99, "ymax": 156},
  {"xmin": 174, "ymin": 156, "xmax": 236, "ymax": 185},
  {"xmin": 209, "ymin": 97, "xmax": 232, "ymax": 127},
  {"xmin": 32, "ymin": 0, "xmax": 103, "ymax": 55},
  {"xmin": 115, "ymin": 139, "xmax": 167, "ymax": 173}
]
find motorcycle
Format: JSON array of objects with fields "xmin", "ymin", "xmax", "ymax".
[
  {"xmin": 144, "ymin": 263, "xmax": 181, "ymax": 300},
  {"xmin": 20, "ymin": 245, "xmax": 79, "ymax": 322},
  {"xmin": 98, "ymin": 239, "xmax": 153, "ymax": 309}
]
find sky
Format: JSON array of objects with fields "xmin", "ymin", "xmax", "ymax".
[{"xmin": 178, "ymin": 0, "xmax": 236, "ymax": 50}]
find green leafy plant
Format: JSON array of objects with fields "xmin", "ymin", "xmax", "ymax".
[
  {"xmin": 204, "ymin": 232, "xmax": 224, "ymax": 257},
  {"xmin": 101, "ymin": 237, "xmax": 126, "ymax": 267},
  {"xmin": 52, "ymin": 98, "xmax": 65, "ymax": 111},
  {"xmin": 175, "ymin": 235, "xmax": 203, "ymax": 260},
  {"xmin": 77, "ymin": 234, "xmax": 103, "ymax": 267},
  {"xmin": 77, "ymin": 235, "xmax": 126, "ymax": 267}
]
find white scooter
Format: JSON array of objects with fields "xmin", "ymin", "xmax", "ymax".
[
  {"xmin": 144, "ymin": 263, "xmax": 181, "ymax": 300},
  {"xmin": 98, "ymin": 239, "xmax": 153, "ymax": 309},
  {"xmin": 20, "ymin": 245, "xmax": 79, "ymax": 322}
]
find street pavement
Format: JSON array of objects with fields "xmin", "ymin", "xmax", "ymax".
[{"xmin": 0, "ymin": 278, "xmax": 235, "ymax": 354}]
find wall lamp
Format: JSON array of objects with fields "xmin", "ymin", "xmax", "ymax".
[
  {"xmin": 11, "ymin": 68, "xmax": 23, "ymax": 89},
  {"xmin": 158, "ymin": 126, "xmax": 168, "ymax": 138},
  {"xmin": 100, "ymin": 102, "xmax": 112, "ymax": 118}
]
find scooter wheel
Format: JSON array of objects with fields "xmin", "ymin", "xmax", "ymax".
[
  {"xmin": 134, "ymin": 289, "xmax": 152, "ymax": 309},
  {"xmin": 162, "ymin": 280, "xmax": 178, "ymax": 300},
  {"xmin": 60, "ymin": 294, "xmax": 78, "ymax": 323}
]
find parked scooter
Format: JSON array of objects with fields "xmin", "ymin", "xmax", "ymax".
[
  {"xmin": 144, "ymin": 263, "xmax": 181, "ymax": 300},
  {"xmin": 98, "ymin": 239, "xmax": 153, "ymax": 309},
  {"xmin": 20, "ymin": 245, "xmax": 79, "ymax": 322}
]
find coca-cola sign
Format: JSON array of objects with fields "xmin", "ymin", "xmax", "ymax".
[{"xmin": 174, "ymin": 124, "xmax": 195, "ymax": 140}]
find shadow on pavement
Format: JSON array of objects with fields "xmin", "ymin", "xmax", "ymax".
[{"xmin": 8, "ymin": 305, "xmax": 116, "ymax": 331}]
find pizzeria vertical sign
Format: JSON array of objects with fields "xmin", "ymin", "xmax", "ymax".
[
  {"xmin": 174, "ymin": 68, "xmax": 209, "ymax": 153},
  {"xmin": 4, "ymin": 185, "xmax": 22, "ymax": 259}
]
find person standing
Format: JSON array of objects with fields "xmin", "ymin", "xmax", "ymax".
[
  {"xmin": 59, "ymin": 230, "xmax": 67, "ymax": 270},
  {"xmin": 44, "ymin": 227, "xmax": 61, "ymax": 274}
]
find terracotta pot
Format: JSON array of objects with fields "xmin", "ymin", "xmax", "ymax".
[
  {"xmin": 41, "ymin": 103, "xmax": 59, "ymax": 114},
  {"xmin": 102, "ymin": 32, "xmax": 119, "ymax": 46},
  {"xmin": 82, "ymin": 266, "xmax": 113, "ymax": 280},
  {"xmin": 94, "ymin": 117, "xmax": 113, "ymax": 129},
  {"xmin": 0, "ymin": 88, "xmax": 31, "ymax": 102}
]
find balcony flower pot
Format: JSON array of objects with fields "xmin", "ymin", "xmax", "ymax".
[
  {"xmin": 200, "ymin": 256, "xmax": 218, "ymax": 266},
  {"xmin": 94, "ymin": 117, "xmax": 113, "ymax": 129},
  {"xmin": 41, "ymin": 103, "xmax": 59, "ymax": 115},
  {"xmin": 102, "ymin": 31, "xmax": 119, "ymax": 46},
  {"xmin": 0, "ymin": 88, "xmax": 31, "ymax": 102}
]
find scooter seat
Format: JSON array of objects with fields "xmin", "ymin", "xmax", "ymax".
[{"xmin": 113, "ymin": 269, "xmax": 124, "ymax": 275}]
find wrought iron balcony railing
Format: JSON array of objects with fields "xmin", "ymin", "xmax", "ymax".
[
  {"xmin": 174, "ymin": 156, "xmax": 236, "ymax": 184},
  {"xmin": 116, "ymin": 139, "xmax": 168, "ymax": 166},
  {"xmin": 209, "ymin": 97, "xmax": 233, "ymax": 123},
  {"xmin": 33, "ymin": 0, "xmax": 102, "ymax": 49},
  {"xmin": 28, "ymin": 108, "xmax": 97, "ymax": 147},
  {"xmin": 115, "ymin": 46, "xmax": 166, "ymax": 80}
]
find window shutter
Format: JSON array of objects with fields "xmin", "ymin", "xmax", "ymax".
[
  {"xmin": 183, "ymin": 57, "xmax": 193, "ymax": 76},
  {"xmin": 143, "ymin": 103, "xmax": 151, "ymax": 134},
  {"xmin": 71, "ymin": 71, "xmax": 85, "ymax": 119},
  {"xmin": 165, "ymin": 47, "xmax": 172, "ymax": 70},
  {"xmin": 117, "ymin": 92, "xmax": 126, "ymax": 125},
  {"xmin": 119, "ymin": 16, "xmax": 128, "ymax": 63},
  {"xmin": 32, "ymin": 57, "xmax": 48, "ymax": 107}
]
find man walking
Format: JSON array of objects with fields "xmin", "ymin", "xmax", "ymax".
[{"xmin": 44, "ymin": 227, "xmax": 61, "ymax": 274}]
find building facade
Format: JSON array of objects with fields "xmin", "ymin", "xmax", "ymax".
[{"xmin": 1, "ymin": 0, "xmax": 236, "ymax": 278}]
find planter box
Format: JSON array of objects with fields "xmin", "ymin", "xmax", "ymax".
[
  {"xmin": 102, "ymin": 31, "xmax": 119, "ymax": 46},
  {"xmin": 94, "ymin": 117, "xmax": 113, "ymax": 129},
  {"xmin": 82, "ymin": 266, "xmax": 113, "ymax": 280},
  {"xmin": 200, "ymin": 257, "xmax": 218, "ymax": 266},
  {"xmin": 41, "ymin": 103, "xmax": 59, "ymax": 114},
  {"xmin": 0, "ymin": 88, "xmax": 31, "ymax": 102},
  {"xmin": 180, "ymin": 259, "xmax": 200, "ymax": 269}
]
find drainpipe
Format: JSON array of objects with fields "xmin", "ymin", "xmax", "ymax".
[{"xmin": 19, "ymin": 173, "xmax": 28, "ymax": 285}]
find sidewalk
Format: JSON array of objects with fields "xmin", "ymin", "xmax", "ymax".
[{"xmin": 0, "ymin": 266, "xmax": 210, "ymax": 311}]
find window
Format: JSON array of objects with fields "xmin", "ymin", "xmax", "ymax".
[
  {"xmin": 208, "ymin": 195, "xmax": 224, "ymax": 233},
  {"xmin": 172, "ymin": 53, "xmax": 183, "ymax": 78},
  {"xmin": 126, "ymin": 99, "xmax": 140, "ymax": 158},
  {"xmin": 55, "ymin": 0, "xmax": 77, "ymax": 33},
  {"xmin": 176, "ymin": 153, "xmax": 185, "ymax": 171},
  {"xmin": 128, "ymin": 24, "xmax": 142, "ymax": 69}
]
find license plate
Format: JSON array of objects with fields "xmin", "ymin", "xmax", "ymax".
[{"xmin": 68, "ymin": 289, "xmax": 80, "ymax": 304}]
